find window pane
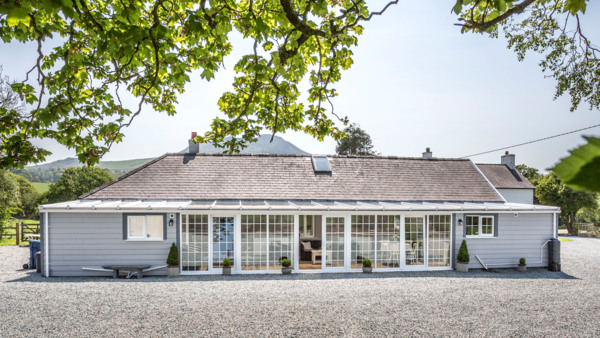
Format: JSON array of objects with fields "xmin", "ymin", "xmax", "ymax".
[
  {"xmin": 351, "ymin": 215, "xmax": 375, "ymax": 269},
  {"xmin": 326, "ymin": 217, "xmax": 345, "ymax": 268},
  {"xmin": 182, "ymin": 214, "xmax": 209, "ymax": 271},
  {"xmin": 377, "ymin": 215, "xmax": 401, "ymax": 268},
  {"xmin": 241, "ymin": 215, "xmax": 267, "ymax": 271},
  {"xmin": 129, "ymin": 217, "xmax": 144, "ymax": 238},
  {"xmin": 213, "ymin": 217, "xmax": 235, "ymax": 268},
  {"xmin": 428, "ymin": 215, "xmax": 451, "ymax": 267},
  {"xmin": 482, "ymin": 217, "xmax": 494, "ymax": 235},
  {"xmin": 404, "ymin": 216, "xmax": 424, "ymax": 266},
  {"xmin": 146, "ymin": 216, "xmax": 163, "ymax": 238},
  {"xmin": 269, "ymin": 215, "xmax": 294, "ymax": 270}
]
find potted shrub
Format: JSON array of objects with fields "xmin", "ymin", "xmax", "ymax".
[
  {"xmin": 362, "ymin": 258, "xmax": 372, "ymax": 273},
  {"xmin": 456, "ymin": 240, "xmax": 470, "ymax": 272},
  {"xmin": 166, "ymin": 243, "xmax": 180, "ymax": 277},
  {"xmin": 281, "ymin": 258, "xmax": 292, "ymax": 274},
  {"xmin": 517, "ymin": 257, "xmax": 526, "ymax": 272},
  {"xmin": 222, "ymin": 258, "xmax": 232, "ymax": 276}
]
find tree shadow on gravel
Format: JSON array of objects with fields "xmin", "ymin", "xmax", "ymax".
[{"xmin": 5, "ymin": 267, "xmax": 577, "ymax": 283}]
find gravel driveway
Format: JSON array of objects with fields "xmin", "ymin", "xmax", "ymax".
[{"xmin": 1, "ymin": 237, "xmax": 599, "ymax": 337}]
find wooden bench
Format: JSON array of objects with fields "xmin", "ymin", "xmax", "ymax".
[{"xmin": 102, "ymin": 265, "xmax": 151, "ymax": 279}]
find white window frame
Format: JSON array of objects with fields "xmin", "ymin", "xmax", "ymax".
[
  {"xmin": 465, "ymin": 215, "xmax": 494, "ymax": 238},
  {"xmin": 127, "ymin": 215, "xmax": 164, "ymax": 241},
  {"xmin": 300, "ymin": 215, "xmax": 314, "ymax": 238}
]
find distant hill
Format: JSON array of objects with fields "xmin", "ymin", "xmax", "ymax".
[
  {"xmin": 182, "ymin": 134, "xmax": 309, "ymax": 155},
  {"xmin": 11, "ymin": 134, "xmax": 309, "ymax": 183}
]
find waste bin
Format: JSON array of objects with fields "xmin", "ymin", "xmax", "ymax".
[
  {"xmin": 35, "ymin": 252, "xmax": 41, "ymax": 273},
  {"xmin": 29, "ymin": 240, "xmax": 40, "ymax": 270},
  {"xmin": 548, "ymin": 238, "xmax": 561, "ymax": 272}
]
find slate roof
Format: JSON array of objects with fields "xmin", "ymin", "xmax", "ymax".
[
  {"xmin": 81, "ymin": 154, "xmax": 504, "ymax": 202},
  {"xmin": 476, "ymin": 164, "xmax": 535, "ymax": 189}
]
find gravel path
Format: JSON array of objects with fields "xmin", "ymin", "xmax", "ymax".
[{"xmin": 1, "ymin": 237, "xmax": 599, "ymax": 337}]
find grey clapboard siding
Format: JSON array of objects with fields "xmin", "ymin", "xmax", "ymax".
[
  {"xmin": 454, "ymin": 213, "xmax": 554, "ymax": 268},
  {"xmin": 47, "ymin": 213, "xmax": 177, "ymax": 276}
]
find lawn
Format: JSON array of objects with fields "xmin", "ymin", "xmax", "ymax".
[
  {"xmin": 0, "ymin": 219, "xmax": 40, "ymax": 246},
  {"xmin": 32, "ymin": 182, "xmax": 51, "ymax": 193},
  {"xmin": 559, "ymin": 237, "xmax": 573, "ymax": 242}
]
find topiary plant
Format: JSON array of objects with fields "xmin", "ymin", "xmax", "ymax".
[
  {"xmin": 362, "ymin": 258, "xmax": 372, "ymax": 268},
  {"xmin": 281, "ymin": 258, "xmax": 292, "ymax": 268},
  {"xmin": 457, "ymin": 240, "xmax": 470, "ymax": 263},
  {"xmin": 519, "ymin": 257, "xmax": 526, "ymax": 265},
  {"xmin": 223, "ymin": 258, "xmax": 231, "ymax": 267},
  {"xmin": 166, "ymin": 243, "xmax": 179, "ymax": 266}
]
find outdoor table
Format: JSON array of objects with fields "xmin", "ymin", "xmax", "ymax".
[{"xmin": 102, "ymin": 265, "xmax": 151, "ymax": 279}]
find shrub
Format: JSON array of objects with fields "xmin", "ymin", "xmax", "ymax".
[
  {"xmin": 457, "ymin": 240, "xmax": 470, "ymax": 263},
  {"xmin": 519, "ymin": 257, "xmax": 526, "ymax": 265},
  {"xmin": 166, "ymin": 243, "xmax": 179, "ymax": 266},
  {"xmin": 223, "ymin": 258, "xmax": 231, "ymax": 267},
  {"xmin": 362, "ymin": 258, "xmax": 372, "ymax": 268},
  {"xmin": 281, "ymin": 258, "xmax": 292, "ymax": 268}
]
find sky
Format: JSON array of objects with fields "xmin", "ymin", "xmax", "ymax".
[{"xmin": 1, "ymin": 1, "xmax": 599, "ymax": 173}]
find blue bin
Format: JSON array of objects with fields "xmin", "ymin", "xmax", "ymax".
[{"xmin": 29, "ymin": 240, "xmax": 40, "ymax": 269}]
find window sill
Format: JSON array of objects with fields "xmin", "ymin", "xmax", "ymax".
[{"xmin": 125, "ymin": 238, "xmax": 165, "ymax": 242}]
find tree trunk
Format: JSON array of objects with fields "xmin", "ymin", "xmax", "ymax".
[{"xmin": 565, "ymin": 212, "xmax": 577, "ymax": 235}]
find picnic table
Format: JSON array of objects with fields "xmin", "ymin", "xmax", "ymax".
[{"xmin": 102, "ymin": 265, "xmax": 151, "ymax": 279}]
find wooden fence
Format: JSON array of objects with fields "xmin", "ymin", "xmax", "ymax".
[{"xmin": 0, "ymin": 221, "xmax": 40, "ymax": 245}]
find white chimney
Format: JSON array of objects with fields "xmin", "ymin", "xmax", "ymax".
[
  {"xmin": 189, "ymin": 132, "xmax": 199, "ymax": 154},
  {"xmin": 501, "ymin": 151, "xmax": 515, "ymax": 169},
  {"xmin": 422, "ymin": 147, "xmax": 432, "ymax": 159}
]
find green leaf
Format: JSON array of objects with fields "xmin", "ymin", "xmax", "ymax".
[
  {"xmin": 452, "ymin": 0, "xmax": 463, "ymax": 15},
  {"xmin": 6, "ymin": 7, "xmax": 30, "ymax": 27},
  {"xmin": 564, "ymin": 0, "xmax": 586, "ymax": 15},
  {"xmin": 553, "ymin": 137, "xmax": 600, "ymax": 192}
]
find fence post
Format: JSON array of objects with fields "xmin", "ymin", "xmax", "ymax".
[{"xmin": 16, "ymin": 222, "xmax": 20, "ymax": 246}]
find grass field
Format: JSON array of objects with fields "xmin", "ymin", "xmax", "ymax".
[
  {"xmin": 0, "ymin": 220, "xmax": 40, "ymax": 246},
  {"xmin": 32, "ymin": 182, "xmax": 51, "ymax": 193}
]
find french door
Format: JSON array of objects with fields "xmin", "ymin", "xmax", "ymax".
[
  {"xmin": 324, "ymin": 216, "xmax": 346, "ymax": 270},
  {"xmin": 403, "ymin": 216, "xmax": 426, "ymax": 268},
  {"xmin": 212, "ymin": 216, "xmax": 235, "ymax": 270}
]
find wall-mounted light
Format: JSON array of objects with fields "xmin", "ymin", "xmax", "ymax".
[
  {"xmin": 168, "ymin": 214, "xmax": 175, "ymax": 227},
  {"xmin": 457, "ymin": 218, "xmax": 463, "ymax": 226}
]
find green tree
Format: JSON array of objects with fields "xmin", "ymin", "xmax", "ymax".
[
  {"xmin": 0, "ymin": 1, "xmax": 595, "ymax": 171},
  {"xmin": 45, "ymin": 167, "xmax": 114, "ymax": 204},
  {"xmin": 10, "ymin": 173, "xmax": 39, "ymax": 219},
  {"xmin": 536, "ymin": 173, "xmax": 597, "ymax": 234},
  {"xmin": 335, "ymin": 123, "xmax": 378, "ymax": 156},
  {"xmin": 515, "ymin": 164, "xmax": 543, "ymax": 187},
  {"xmin": 0, "ymin": 170, "xmax": 19, "ymax": 227}
]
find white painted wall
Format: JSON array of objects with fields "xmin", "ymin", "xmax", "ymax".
[{"xmin": 497, "ymin": 188, "xmax": 534, "ymax": 204}]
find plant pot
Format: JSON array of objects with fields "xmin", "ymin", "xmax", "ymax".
[
  {"xmin": 281, "ymin": 267, "xmax": 292, "ymax": 275},
  {"xmin": 167, "ymin": 265, "xmax": 180, "ymax": 277},
  {"xmin": 456, "ymin": 261, "xmax": 469, "ymax": 273},
  {"xmin": 517, "ymin": 264, "xmax": 526, "ymax": 272},
  {"xmin": 222, "ymin": 266, "xmax": 231, "ymax": 276},
  {"xmin": 362, "ymin": 266, "xmax": 372, "ymax": 273}
]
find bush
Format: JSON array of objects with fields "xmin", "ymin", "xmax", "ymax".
[
  {"xmin": 519, "ymin": 257, "xmax": 526, "ymax": 265},
  {"xmin": 362, "ymin": 258, "xmax": 372, "ymax": 267},
  {"xmin": 223, "ymin": 258, "xmax": 231, "ymax": 267},
  {"xmin": 457, "ymin": 240, "xmax": 469, "ymax": 263},
  {"xmin": 166, "ymin": 243, "xmax": 179, "ymax": 266},
  {"xmin": 281, "ymin": 258, "xmax": 292, "ymax": 268}
]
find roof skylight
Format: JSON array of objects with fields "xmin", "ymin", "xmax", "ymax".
[{"xmin": 312, "ymin": 156, "xmax": 331, "ymax": 173}]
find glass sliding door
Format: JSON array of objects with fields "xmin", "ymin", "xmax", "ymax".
[
  {"xmin": 241, "ymin": 215, "xmax": 267, "ymax": 271},
  {"xmin": 427, "ymin": 215, "xmax": 451, "ymax": 267},
  {"xmin": 351, "ymin": 215, "xmax": 375, "ymax": 269},
  {"xmin": 181, "ymin": 214, "xmax": 209, "ymax": 271},
  {"xmin": 404, "ymin": 216, "xmax": 425, "ymax": 266},
  {"xmin": 325, "ymin": 217, "xmax": 345, "ymax": 268},
  {"xmin": 212, "ymin": 216, "xmax": 235, "ymax": 269},
  {"xmin": 376, "ymin": 215, "xmax": 401, "ymax": 268},
  {"xmin": 268, "ymin": 215, "xmax": 294, "ymax": 270}
]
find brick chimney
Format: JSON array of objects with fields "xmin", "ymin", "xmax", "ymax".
[
  {"xmin": 501, "ymin": 151, "xmax": 515, "ymax": 169},
  {"xmin": 189, "ymin": 132, "xmax": 199, "ymax": 154},
  {"xmin": 422, "ymin": 147, "xmax": 432, "ymax": 159}
]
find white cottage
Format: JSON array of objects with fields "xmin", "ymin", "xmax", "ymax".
[{"xmin": 38, "ymin": 141, "xmax": 559, "ymax": 277}]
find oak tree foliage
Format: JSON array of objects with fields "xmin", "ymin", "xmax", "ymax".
[
  {"xmin": 0, "ymin": 0, "xmax": 595, "ymax": 174},
  {"xmin": 44, "ymin": 166, "xmax": 114, "ymax": 203},
  {"xmin": 335, "ymin": 123, "xmax": 377, "ymax": 156}
]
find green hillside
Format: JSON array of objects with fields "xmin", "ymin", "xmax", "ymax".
[
  {"xmin": 32, "ymin": 182, "xmax": 51, "ymax": 193},
  {"xmin": 11, "ymin": 134, "xmax": 308, "ymax": 183}
]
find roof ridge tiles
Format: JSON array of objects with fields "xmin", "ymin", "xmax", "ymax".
[{"xmin": 163, "ymin": 152, "xmax": 470, "ymax": 161}]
